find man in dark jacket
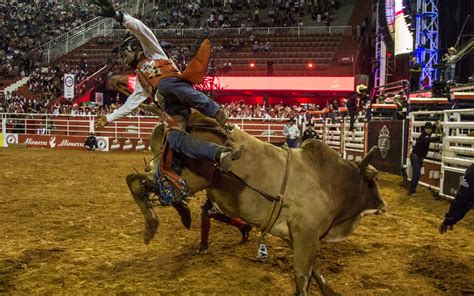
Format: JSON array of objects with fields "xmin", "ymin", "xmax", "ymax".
[
  {"xmin": 408, "ymin": 122, "xmax": 441, "ymax": 195},
  {"xmin": 346, "ymin": 84, "xmax": 368, "ymax": 131},
  {"xmin": 302, "ymin": 125, "xmax": 319, "ymax": 142},
  {"xmin": 439, "ymin": 163, "xmax": 474, "ymax": 234}
]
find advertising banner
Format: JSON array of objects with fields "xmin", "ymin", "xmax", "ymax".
[
  {"xmin": 64, "ymin": 74, "xmax": 75, "ymax": 99},
  {"xmin": 367, "ymin": 120, "xmax": 405, "ymax": 175},
  {"xmin": 16, "ymin": 135, "xmax": 111, "ymax": 151}
]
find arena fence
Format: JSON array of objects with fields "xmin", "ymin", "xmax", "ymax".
[{"xmin": 2, "ymin": 109, "xmax": 473, "ymax": 199}]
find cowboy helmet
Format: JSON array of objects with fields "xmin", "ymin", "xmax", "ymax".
[
  {"xmin": 113, "ymin": 34, "xmax": 143, "ymax": 68},
  {"xmin": 356, "ymin": 84, "xmax": 368, "ymax": 93}
]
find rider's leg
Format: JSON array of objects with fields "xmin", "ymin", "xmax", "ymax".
[
  {"xmin": 167, "ymin": 129, "xmax": 234, "ymax": 168},
  {"xmin": 208, "ymin": 213, "xmax": 252, "ymax": 243},
  {"xmin": 158, "ymin": 77, "xmax": 227, "ymax": 126},
  {"xmin": 199, "ymin": 198, "xmax": 213, "ymax": 253}
]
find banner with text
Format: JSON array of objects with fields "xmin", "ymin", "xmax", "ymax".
[{"xmin": 17, "ymin": 135, "xmax": 110, "ymax": 151}]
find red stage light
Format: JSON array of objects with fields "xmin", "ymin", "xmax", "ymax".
[
  {"xmin": 249, "ymin": 62, "xmax": 256, "ymax": 68},
  {"xmin": 307, "ymin": 63, "xmax": 314, "ymax": 68}
]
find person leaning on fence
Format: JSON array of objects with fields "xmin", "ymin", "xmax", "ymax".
[
  {"xmin": 346, "ymin": 84, "xmax": 368, "ymax": 132},
  {"xmin": 408, "ymin": 121, "xmax": 442, "ymax": 195},
  {"xmin": 283, "ymin": 118, "xmax": 300, "ymax": 148},
  {"xmin": 90, "ymin": 0, "xmax": 237, "ymax": 169}
]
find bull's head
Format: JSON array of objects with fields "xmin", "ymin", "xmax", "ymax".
[
  {"xmin": 358, "ymin": 146, "xmax": 387, "ymax": 216},
  {"xmin": 323, "ymin": 146, "xmax": 387, "ymax": 242}
]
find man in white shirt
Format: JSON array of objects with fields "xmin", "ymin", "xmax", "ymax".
[
  {"xmin": 283, "ymin": 118, "xmax": 300, "ymax": 148},
  {"xmin": 91, "ymin": 0, "xmax": 237, "ymax": 169}
]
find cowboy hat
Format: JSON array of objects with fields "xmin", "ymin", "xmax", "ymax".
[{"xmin": 356, "ymin": 84, "xmax": 368, "ymax": 93}]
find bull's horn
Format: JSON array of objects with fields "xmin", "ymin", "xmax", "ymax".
[{"xmin": 359, "ymin": 146, "xmax": 380, "ymax": 170}]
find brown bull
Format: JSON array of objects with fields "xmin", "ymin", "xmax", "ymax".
[{"xmin": 126, "ymin": 113, "xmax": 386, "ymax": 296}]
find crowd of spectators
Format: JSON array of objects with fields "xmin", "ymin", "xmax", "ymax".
[{"xmin": 0, "ymin": 0, "xmax": 98, "ymax": 79}]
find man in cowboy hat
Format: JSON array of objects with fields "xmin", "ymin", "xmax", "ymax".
[
  {"xmin": 444, "ymin": 47, "xmax": 457, "ymax": 83},
  {"xmin": 408, "ymin": 121, "xmax": 442, "ymax": 195},
  {"xmin": 346, "ymin": 84, "xmax": 368, "ymax": 131}
]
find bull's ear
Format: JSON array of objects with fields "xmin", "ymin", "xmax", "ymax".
[{"xmin": 359, "ymin": 146, "xmax": 380, "ymax": 172}]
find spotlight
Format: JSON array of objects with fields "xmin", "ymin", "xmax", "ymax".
[
  {"xmin": 249, "ymin": 62, "xmax": 256, "ymax": 68},
  {"xmin": 307, "ymin": 62, "xmax": 314, "ymax": 69}
]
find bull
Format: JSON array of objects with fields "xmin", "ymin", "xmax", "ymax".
[{"xmin": 126, "ymin": 113, "xmax": 386, "ymax": 295}]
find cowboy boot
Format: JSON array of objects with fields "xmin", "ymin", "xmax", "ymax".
[
  {"xmin": 214, "ymin": 108, "xmax": 228, "ymax": 127},
  {"xmin": 172, "ymin": 200, "xmax": 192, "ymax": 230},
  {"xmin": 210, "ymin": 214, "xmax": 252, "ymax": 244},
  {"xmin": 215, "ymin": 146, "xmax": 242, "ymax": 170}
]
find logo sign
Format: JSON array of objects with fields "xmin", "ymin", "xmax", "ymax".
[
  {"xmin": 95, "ymin": 92, "xmax": 104, "ymax": 106},
  {"xmin": 5, "ymin": 134, "xmax": 18, "ymax": 146},
  {"xmin": 367, "ymin": 120, "xmax": 404, "ymax": 175},
  {"xmin": 378, "ymin": 125, "xmax": 391, "ymax": 158},
  {"xmin": 110, "ymin": 139, "xmax": 121, "ymax": 150},
  {"xmin": 64, "ymin": 74, "xmax": 75, "ymax": 99},
  {"xmin": 135, "ymin": 138, "xmax": 145, "ymax": 151},
  {"xmin": 96, "ymin": 137, "xmax": 109, "ymax": 151},
  {"xmin": 123, "ymin": 138, "xmax": 133, "ymax": 151}
]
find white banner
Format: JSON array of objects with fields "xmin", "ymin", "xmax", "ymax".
[
  {"xmin": 64, "ymin": 74, "xmax": 75, "ymax": 99},
  {"xmin": 95, "ymin": 92, "xmax": 104, "ymax": 106}
]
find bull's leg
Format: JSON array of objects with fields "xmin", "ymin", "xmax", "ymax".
[
  {"xmin": 311, "ymin": 268, "xmax": 340, "ymax": 296},
  {"xmin": 291, "ymin": 224, "xmax": 319, "ymax": 296},
  {"xmin": 126, "ymin": 174, "xmax": 159, "ymax": 245}
]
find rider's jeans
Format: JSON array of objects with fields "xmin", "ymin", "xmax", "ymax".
[
  {"xmin": 158, "ymin": 77, "xmax": 220, "ymax": 118},
  {"xmin": 167, "ymin": 129, "xmax": 219, "ymax": 162}
]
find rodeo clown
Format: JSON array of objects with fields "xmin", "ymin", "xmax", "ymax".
[{"xmin": 91, "ymin": 0, "xmax": 238, "ymax": 170}]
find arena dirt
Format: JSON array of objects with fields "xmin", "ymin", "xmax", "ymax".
[{"xmin": 0, "ymin": 148, "xmax": 473, "ymax": 295}]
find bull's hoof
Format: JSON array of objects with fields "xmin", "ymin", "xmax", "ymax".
[
  {"xmin": 173, "ymin": 202, "xmax": 192, "ymax": 230},
  {"xmin": 198, "ymin": 243, "xmax": 209, "ymax": 254},
  {"xmin": 143, "ymin": 217, "xmax": 159, "ymax": 245}
]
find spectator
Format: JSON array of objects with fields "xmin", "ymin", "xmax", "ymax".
[
  {"xmin": 346, "ymin": 84, "xmax": 368, "ymax": 131},
  {"xmin": 302, "ymin": 124, "xmax": 319, "ymax": 142},
  {"xmin": 409, "ymin": 56, "xmax": 421, "ymax": 92},
  {"xmin": 408, "ymin": 122, "xmax": 442, "ymax": 195},
  {"xmin": 283, "ymin": 118, "xmax": 300, "ymax": 148}
]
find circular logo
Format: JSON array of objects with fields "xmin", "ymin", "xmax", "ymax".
[
  {"xmin": 64, "ymin": 76, "xmax": 74, "ymax": 87},
  {"xmin": 6, "ymin": 134, "xmax": 16, "ymax": 144},
  {"xmin": 97, "ymin": 138, "xmax": 107, "ymax": 150}
]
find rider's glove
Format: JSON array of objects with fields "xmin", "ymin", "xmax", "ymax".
[{"xmin": 91, "ymin": 0, "xmax": 124, "ymax": 22}]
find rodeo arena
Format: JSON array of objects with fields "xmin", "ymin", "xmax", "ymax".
[{"xmin": 2, "ymin": 0, "xmax": 474, "ymax": 294}]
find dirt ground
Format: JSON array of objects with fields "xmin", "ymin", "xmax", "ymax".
[{"xmin": 0, "ymin": 148, "xmax": 473, "ymax": 295}]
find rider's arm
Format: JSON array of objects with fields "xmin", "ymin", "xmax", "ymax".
[
  {"xmin": 106, "ymin": 80, "xmax": 148, "ymax": 123},
  {"xmin": 121, "ymin": 13, "xmax": 168, "ymax": 60}
]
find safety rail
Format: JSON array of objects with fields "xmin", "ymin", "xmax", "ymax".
[
  {"xmin": 104, "ymin": 25, "xmax": 353, "ymax": 40},
  {"xmin": 343, "ymin": 119, "xmax": 366, "ymax": 161},
  {"xmin": 440, "ymin": 108, "xmax": 474, "ymax": 198},
  {"xmin": 371, "ymin": 80, "xmax": 410, "ymax": 100}
]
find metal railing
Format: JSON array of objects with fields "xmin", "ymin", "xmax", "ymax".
[
  {"xmin": 103, "ymin": 25, "xmax": 353, "ymax": 39},
  {"xmin": 34, "ymin": 0, "xmax": 143, "ymax": 64}
]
